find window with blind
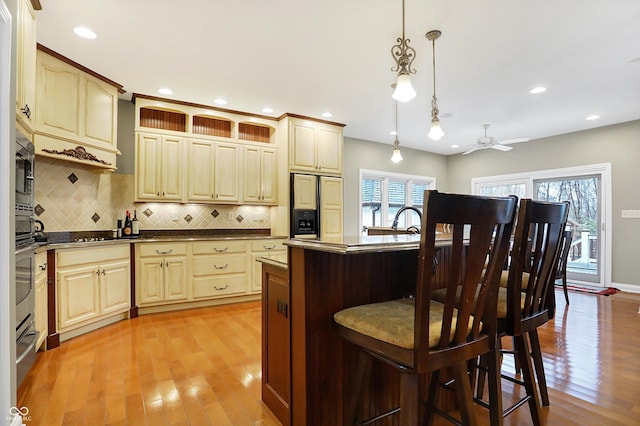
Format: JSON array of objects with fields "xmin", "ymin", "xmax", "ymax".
[{"xmin": 360, "ymin": 169, "xmax": 435, "ymax": 232}]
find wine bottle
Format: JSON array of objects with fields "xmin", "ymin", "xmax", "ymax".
[
  {"xmin": 123, "ymin": 211, "xmax": 132, "ymax": 236},
  {"xmin": 132, "ymin": 210, "xmax": 139, "ymax": 236}
]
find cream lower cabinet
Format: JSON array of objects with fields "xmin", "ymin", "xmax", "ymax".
[
  {"xmin": 56, "ymin": 246, "xmax": 130, "ymax": 332},
  {"xmin": 249, "ymin": 239, "xmax": 287, "ymax": 292},
  {"xmin": 136, "ymin": 243, "xmax": 188, "ymax": 306},
  {"xmin": 35, "ymin": 250, "xmax": 47, "ymax": 350},
  {"xmin": 191, "ymin": 241, "xmax": 248, "ymax": 299}
]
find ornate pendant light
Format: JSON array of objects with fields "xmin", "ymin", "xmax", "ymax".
[
  {"xmin": 391, "ymin": 101, "xmax": 403, "ymax": 163},
  {"xmin": 391, "ymin": 0, "xmax": 416, "ymax": 102},
  {"xmin": 426, "ymin": 30, "xmax": 444, "ymax": 140}
]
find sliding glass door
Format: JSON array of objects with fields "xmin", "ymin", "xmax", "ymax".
[{"xmin": 473, "ymin": 164, "xmax": 611, "ymax": 287}]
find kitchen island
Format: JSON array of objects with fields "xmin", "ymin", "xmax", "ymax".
[{"xmin": 279, "ymin": 234, "xmax": 453, "ymax": 426}]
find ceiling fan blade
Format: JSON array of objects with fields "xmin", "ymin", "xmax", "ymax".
[
  {"xmin": 462, "ymin": 146, "xmax": 481, "ymax": 155},
  {"xmin": 490, "ymin": 144, "xmax": 513, "ymax": 152},
  {"xmin": 498, "ymin": 137, "xmax": 529, "ymax": 145}
]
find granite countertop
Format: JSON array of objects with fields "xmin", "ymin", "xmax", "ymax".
[
  {"xmin": 41, "ymin": 231, "xmax": 288, "ymax": 251},
  {"xmin": 284, "ymin": 233, "xmax": 454, "ymax": 255}
]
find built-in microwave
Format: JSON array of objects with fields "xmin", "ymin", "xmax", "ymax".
[{"xmin": 15, "ymin": 137, "xmax": 34, "ymax": 215}]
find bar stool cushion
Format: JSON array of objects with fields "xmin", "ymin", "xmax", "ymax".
[
  {"xmin": 334, "ymin": 299, "xmax": 475, "ymax": 349},
  {"xmin": 430, "ymin": 286, "xmax": 526, "ymax": 319}
]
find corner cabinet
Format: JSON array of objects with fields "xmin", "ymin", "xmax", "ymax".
[
  {"xmin": 15, "ymin": 0, "xmax": 37, "ymax": 140},
  {"xmin": 243, "ymin": 145, "xmax": 278, "ymax": 205},
  {"xmin": 56, "ymin": 246, "xmax": 130, "ymax": 334},
  {"xmin": 135, "ymin": 132, "xmax": 184, "ymax": 201},
  {"xmin": 35, "ymin": 46, "xmax": 123, "ymax": 171},
  {"xmin": 289, "ymin": 118, "xmax": 343, "ymax": 176}
]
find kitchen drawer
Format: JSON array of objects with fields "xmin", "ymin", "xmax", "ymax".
[
  {"xmin": 192, "ymin": 253, "xmax": 247, "ymax": 276},
  {"xmin": 138, "ymin": 243, "xmax": 187, "ymax": 257},
  {"xmin": 192, "ymin": 240, "xmax": 247, "ymax": 255},
  {"xmin": 57, "ymin": 245, "xmax": 129, "ymax": 267},
  {"xmin": 250, "ymin": 239, "xmax": 286, "ymax": 252},
  {"xmin": 192, "ymin": 274, "xmax": 247, "ymax": 299}
]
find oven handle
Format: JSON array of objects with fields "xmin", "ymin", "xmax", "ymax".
[{"xmin": 16, "ymin": 330, "xmax": 39, "ymax": 364}]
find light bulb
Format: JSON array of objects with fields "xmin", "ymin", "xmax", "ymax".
[
  {"xmin": 391, "ymin": 146, "xmax": 403, "ymax": 163},
  {"xmin": 428, "ymin": 118, "xmax": 444, "ymax": 141},
  {"xmin": 392, "ymin": 74, "xmax": 417, "ymax": 102}
]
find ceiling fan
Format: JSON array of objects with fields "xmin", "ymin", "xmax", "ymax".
[{"xmin": 462, "ymin": 124, "xmax": 529, "ymax": 155}]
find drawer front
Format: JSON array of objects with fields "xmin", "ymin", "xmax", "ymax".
[
  {"xmin": 250, "ymin": 239, "xmax": 287, "ymax": 252},
  {"xmin": 192, "ymin": 240, "xmax": 246, "ymax": 255},
  {"xmin": 57, "ymin": 245, "xmax": 129, "ymax": 267},
  {"xmin": 192, "ymin": 274, "xmax": 247, "ymax": 299},
  {"xmin": 192, "ymin": 253, "xmax": 247, "ymax": 276},
  {"xmin": 138, "ymin": 243, "xmax": 187, "ymax": 257}
]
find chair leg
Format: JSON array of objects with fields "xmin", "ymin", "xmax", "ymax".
[
  {"xmin": 346, "ymin": 351, "xmax": 372, "ymax": 425},
  {"xmin": 562, "ymin": 275, "xmax": 570, "ymax": 305},
  {"xmin": 475, "ymin": 354, "xmax": 487, "ymax": 400},
  {"xmin": 424, "ymin": 370, "xmax": 441, "ymax": 425},
  {"xmin": 512, "ymin": 336, "xmax": 522, "ymax": 374},
  {"xmin": 486, "ymin": 337, "xmax": 504, "ymax": 426},
  {"xmin": 399, "ymin": 372, "xmax": 419, "ymax": 426},
  {"xmin": 451, "ymin": 362, "xmax": 479, "ymax": 426},
  {"xmin": 514, "ymin": 335, "xmax": 542, "ymax": 426},
  {"xmin": 528, "ymin": 330, "xmax": 550, "ymax": 406}
]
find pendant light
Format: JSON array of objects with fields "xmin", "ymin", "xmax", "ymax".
[
  {"xmin": 391, "ymin": 101, "xmax": 403, "ymax": 163},
  {"xmin": 391, "ymin": 0, "xmax": 416, "ymax": 102},
  {"xmin": 426, "ymin": 30, "xmax": 444, "ymax": 140}
]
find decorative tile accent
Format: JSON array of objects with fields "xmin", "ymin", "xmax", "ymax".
[
  {"xmin": 34, "ymin": 204, "xmax": 45, "ymax": 216},
  {"xmin": 67, "ymin": 172, "xmax": 78, "ymax": 184},
  {"xmin": 211, "ymin": 209, "xmax": 219, "ymax": 218},
  {"xmin": 143, "ymin": 208, "xmax": 153, "ymax": 217},
  {"xmin": 184, "ymin": 214, "xmax": 193, "ymax": 223},
  {"xmin": 236, "ymin": 215, "xmax": 244, "ymax": 223},
  {"xmin": 91, "ymin": 213, "xmax": 101, "ymax": 223}
]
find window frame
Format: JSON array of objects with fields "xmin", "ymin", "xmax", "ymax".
[{"xmin": 359, "ymin": 169, "xmax": 436, "ymax": 233}]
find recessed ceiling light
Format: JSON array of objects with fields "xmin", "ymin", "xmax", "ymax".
[
  {"xmin": 451, "ymin": 144, "xmax": 459, "ymax": 148},
  {"xmin": 321, "ymin": 112, "xmax": 333, "ymax": 118},
  {"xmin": 261, "ymin": 107, "xmax": 274, "ymax": 114},
  {"xmin": 73, "ymin": 27, "xmax": 97, "ymax": 40},
  {"xmin": 585, "ymin": 114, "xmax": 600, "ymax": 121},
  {"xmin": 214, "ymin": 98, "xmax": 227, "ymax": 106},
  {"xmin": 157, "ymin": 88, "xmax": 172, "ymax": 95},
  {"xmin": 529, "ymin": 86, "xmax": 547, "ymax": 94}
]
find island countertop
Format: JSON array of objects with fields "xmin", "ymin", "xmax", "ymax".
[{"xmin": 284, "ymin": 233, "xmax": 453, "ymax": 255}]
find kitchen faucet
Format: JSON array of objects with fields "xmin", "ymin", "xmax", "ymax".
[{"xmin": 391, "ymin": 206, "xmax": 423, "ymax": 232}]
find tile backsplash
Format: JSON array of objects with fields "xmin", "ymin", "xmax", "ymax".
[{"xmin": 35, "ymin": 157, "xmax": 271, "ymax": 232}]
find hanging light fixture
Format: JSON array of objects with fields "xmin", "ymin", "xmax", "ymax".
[
  {"xmin": 391, "ymin": 0, "xmax": 416, "ymax": 102},
  {"xmin": 426, "ymin": 30, "xmax": 444, "ymax": 141},
  {"xmin": 391, "ymin": 101, "xmax": 403, "ymax": 163}
]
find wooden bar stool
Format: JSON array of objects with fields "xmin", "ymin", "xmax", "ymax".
[{"xmin": 334, "ymin": 190, "xmax": 517, "ymax": 426}]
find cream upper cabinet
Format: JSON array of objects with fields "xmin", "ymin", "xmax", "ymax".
[
  {"xmin": 15, "ymin": 0, "xmax": 37, "ymax": 140},
  {"xmin": 213, "ymin": 142, "xmax": 241, "ymax": 203},
  {"xmin": 135, "ymin": 132, "xmax": 184, "ymax": 201},
  {"xmin": 187, "ymin": 139, "xmax": 216, "ymax": 202},
  {"xmin": 56, "ymin": 246, "xmax": 130, "ymax": 332},
  {"xmin": 292, "ymin": 173, "xmax": 317, "ymax": 210},
  {"xmin": 35, "ymin": 47, "xmax": 121, "ymax": 170},
  {"xmin": 319, "ymin": 176, "xmax": 343, "ymax": 242},
  {"xmin": 289, "ymin": 119, "xmax": 343, "ymax": 176},
  {"xmin": 243, "ymin": 145, "xmax": 278, "ymax": 205}
]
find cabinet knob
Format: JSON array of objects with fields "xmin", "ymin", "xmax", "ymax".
[
  {"xmin": 96, "ymin": 270, "xmax": 100, "ymax": 276},
  {"xmin": 102, "ymin": 269, "xmax": 106, "ymax": 275},
  {"xmin": 157, "ymin": 192, "xmax": 160, "ymax": 196},
  {"xmin": 39, "ymin": 264, "xmax": 47, "ymax": 271}
]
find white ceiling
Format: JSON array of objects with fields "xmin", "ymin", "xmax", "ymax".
[{"xmin": 35, "ymin": 0, "xmax": 640, "ymax": 155}]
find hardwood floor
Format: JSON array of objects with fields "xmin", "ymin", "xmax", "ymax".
[{"xmin": 18, "ymin": 289, "xmax": 640, "ymax": 425}]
